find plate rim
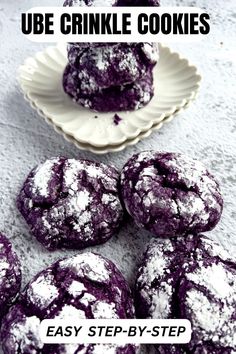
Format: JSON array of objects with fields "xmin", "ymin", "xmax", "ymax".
[
  {"xmin": 18, "ymin": 43, "xmax": 201, "ymax": 148},
  {"xmin": 23, "ymin": 92, "xmax": 193, "ymax": 155}
]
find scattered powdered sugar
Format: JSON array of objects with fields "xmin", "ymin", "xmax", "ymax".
[
  {"xmin": 32, "ymin": 158, "xmax": 59, "ymax": 198},
  {"xmin": 186, "ymin": 288, "xmax": 233, "ymax": 346},
  {"xmin": 91, "ymin": 301, "xmax": 118, "ymax": 319},
  {"xmin": 203, "ymin": 236, "xmax": 235, "ymax": 262},
  {"xmin": 186, "ymin": 262, "xmax": 236, "ymax": 299},
  {"xmin": 67, "ymin": 344, "xmax": 119, "ymax": 354},
  {"xmin": 65, "ymin": 159, "xmax": 105, "ymax": 181},
  {"xmin": 142, "ymin": 91, "xmax": 151, "ymax": 104},
  {"xmin": 63, "ymin": 159, "xmax": 84, "ymax": 191},
  {"xmin": 0, "ymin": 259, "xmax": 9, "ymax": 279},
  {"xmin": 55, "ymin": 305, "xmax": 86, "ymax": 320},
  {"xmin": 68, "ymin": 281, "xmax": 86, "ymax": 297},
  {"xmin": 69, "ymin": 0, "xmax": 116, "ymax": 6},
  {"xmin": 138, "ymin": 250, "xmax": 169, "ymax": 288},
  {"xmin": 12, "ymin": 315, "xmax": 43, "ymax": 353},
  {"xmin": 148, "ymin": 284, "xmax": 172, "ymax": 318},
  {"xmin": 92, "ymin": 344, "xmax": 119, "ymax": 354},
  {"xmin": 80, "ymin": 292, "xmax": 96, "ymax": 306},
  {"xmin": 137, "ymin": 234, "xmax": 235, "ymax": 351},
  {"xmin": 28, "ymin": 272, "xmax": 59, "ymax": 309},
  {"xmin": 139, "ymin": 166, "xmax": 157, "ymax": 178},
  {"xmin": 74, "ymin": 190, "xmax": 91, "ymax": 211},
  {"xmin": 90, "ymin": 50, "xmax": 109, "ymax": 71},
  {"xmin": 142, "ymin": 43, "xmax": 159, "ymax": 64},
  {"xmin": 42, "ymin": 214, "xmax": 54, "ymax": 231},
  {"xmin": 186, "ymin": 289, "xmax": 222, "ymax": 334},
  {"xmin": 101, "ymin": 194, "xmax": 114, "ymax": 204},
  {"xmin": 92, "ymin": 0, "xmax": 116, "ymax": 7},
  {"xmin": 136, "ymin": 151, "xmax": 155, "ymax": 163},
  {"xmin": 73, "ymin": 210, "xmax": 92, "ymax": 231},
  {"xmin": 119, "ymin": 51, "xmax": 138, "ymax": 76},
  {"xmin": 164, "ymin": 154, "xmax": 206, "ymax": 189},
  {"xmin": 62, "ymin": 344, "xmax": 82, "ymax": 354},
  {"xmin": 86, "ymin": 164, "xmax": 104, "ymax": 178},
  {"xmin": 79, "ymin": 71, "xmax": 98, "ymax": 93},
  {"xmin": 176, "ymin": 193, "xmax": 210, "ymax": 223},
  {"xmin": 137, "ymin": 240, "xmax": 173, "ymax": 319},
  {"xmin": 60, "ymin": 253, "xmax": 110, "ymax": 282}
]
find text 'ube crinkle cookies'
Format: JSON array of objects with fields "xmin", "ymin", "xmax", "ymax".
[
  {"xmin": 0, "ymin": 233, "xmax": 21, "ymax": 319},
  {"xmin": 17, "ymin": 157, "xmax": 123, "ymax": 250},
  {"xmin": 120, "ymin": 151, "xmax": 223, "ymax": 238},
  {"xmin": 135, "ymin": 234, "xmax": 236, "ymax": 354},
  {"xmin": 1, "ymin": 252, "xmax": 138, "ymax": 354},
  {"xmin": 62, "ymin": 1, "xmax": 160, "ymax": 112}
]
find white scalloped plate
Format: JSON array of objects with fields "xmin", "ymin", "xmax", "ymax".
[
  {"xmin": 26, "ymin": 93, "xmax": 190, "ymax": 154},
  {"xmin": 19, "ymin": 43, "xmax": 201, "ymax": 147}
]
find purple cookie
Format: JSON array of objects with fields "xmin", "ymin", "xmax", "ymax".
[
  {"xmin": 64, "ymin": 0, "xmax": 118, "ymax": 6},
  {"xmin": 120, "ymin": 151, "xmax": 223, "ymax": 238},
  {"xmin": 63, "ymin": 64, "xmax": 154, "ymax": 112},
  {"xmin": 1, "ymin": 252, "xmax": 138, "ymax": 354},
  {"xmin": 135, "ymin": 234, "xmax": 236, "ymax": 353},
  {"xmin": 17, "ymin": 157, "xmax": 123, "ymax": 250},
  {"xmin": 64, "ymin": 0, "xmax": 159, "ymax": 6},
  {"xmin": 117, "ymin": 0, "xmax": 160, "ymax": 6},
  {"xmin": 0, "ymin": 233, "xmax": 21, "ymax": 319},
  {"xmin": 67, "ymin": 43, "xmax": 158, "ymax": 89}
]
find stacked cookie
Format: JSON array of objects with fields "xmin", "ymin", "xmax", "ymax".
[{"xmin": 63, "ymin": 0, "xmax": 160, "ymax": 112}]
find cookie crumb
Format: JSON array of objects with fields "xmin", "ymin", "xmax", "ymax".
[{"xmin": 113, "ymin": 114, "xmax": 122, "ymax": 126}]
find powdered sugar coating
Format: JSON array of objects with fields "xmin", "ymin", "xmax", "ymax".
[
  {"xmin": 1, "ymin": 252, "xmax": 137, "ymax": 354},
  {"xmin": 64, "ymin": 0, "xmax": 118, "ymax": 6},
  {"xmin": 17, "ymin": 157, "xmax": 123, "ymax": 250},
  {"xmin": 67, "ymin": 43, "xmax": 158, "ymax": 89},
  {"xmin": 63, "ymin": 0, "xmax": 159, "ymax": 112},
  {"xmin": 136, "ymin": 234, "xmax": 236, "ymax": 353},
  {"xmin": 120, "ymin": 151, "xmax": 223, "ymax": 238},
  {"xmin": 117, "ymin": 0, "xmax": 160, "ymax": 5},
  {"xmin": 0, "ymin": 233, "xmax": 21, "ymax": 319},
  {"xmin": 63, "ymin": 64, "xmax": 154, "ymax": 112}
]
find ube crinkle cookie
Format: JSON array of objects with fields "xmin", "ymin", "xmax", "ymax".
[
  {"xmin": 64, "ymin": 0, "xmax": 160, "ymax": 6},
  {"xmin": 117, "ymin": 0, "xmax": 160, "ymax": 6},
  {"xmin": 64, "ymin": 0, "xmax": 119, "ymax": 7},
  {"xmin": 17, "ymin": 157, "xmax": 123, "ymax": 250},
  {"xmin": 0, "ymin": 233, "xmax": 21, "ymax": 319},
  {"xmin": 67, "ymin": 43, "xmax": 159, "ymax": 88},
  {"xmin": 63, "ymin": 64, "xmax": 154, "ymax": 112},
  {"xmin": 120, "ymin": 151, "xmax": 223, "ymax": 238},
  {"xmin": 135, "ymin": 234, "xmax": 236, "ymax": 353},
  {"xmin": 1, "ymin": 252, "xmax": 138, "ymax": 354}
]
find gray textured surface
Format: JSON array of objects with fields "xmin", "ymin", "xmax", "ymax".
[{"xmin": 0, "ymin": 0, "xmax": 235, "ymax": 353}]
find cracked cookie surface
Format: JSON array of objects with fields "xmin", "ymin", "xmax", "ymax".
[
  {"xmin": 17, "ymin": 157, "xmax": 123, "ymax": 250},
  {"xmin": 1, "ymin": 252, "xmax": 138, "ymax": 354},
  {"xmin": 120, "ymin": 151, "xmax": 223, "ymax": 238},
  {"xmin": 62, "ymin": 1, "xmax": 159, "ymax": 112},
  {"xmin": 64, "ymin": 0, "xmax": 160, "ymax": 8},
  {"xmin": 0, "ymin": 233, "xmax": 21, "ymax": 320},
  {"xmin": 63, "ymin": 64, "xmax": 154, "ymax": 112},
  {"xmin": 135, "ymin": 234, "xmax": 236, "ymax": 354},
  {"xmin": 67, "ymin": 43, "xmax": 158, "ymax": 90}
]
